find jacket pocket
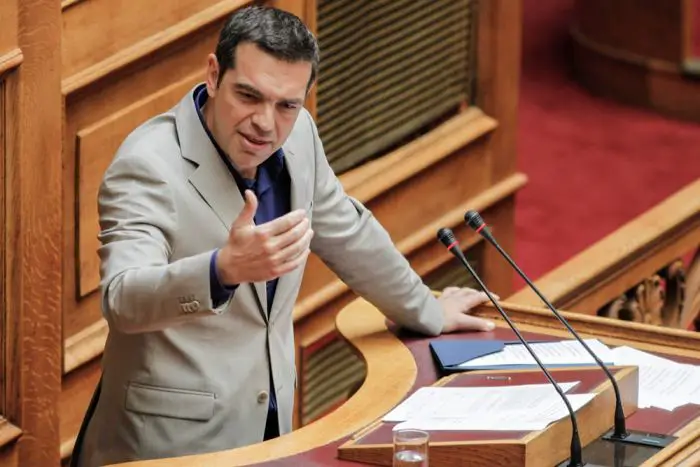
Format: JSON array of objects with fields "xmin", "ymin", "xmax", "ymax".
[{"xmin": 125, "ymin": 382, "xmax": 215, "ymax": 422}]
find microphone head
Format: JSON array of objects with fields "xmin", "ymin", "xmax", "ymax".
[
  {"xmin": 436, "ymin": 227, "xmax": 457, "ymax": 247},
  {"xmin": 464, "ymin": 210, "xmax": 485, "ymax": 230}
]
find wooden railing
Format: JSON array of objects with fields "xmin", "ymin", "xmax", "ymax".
[{"xmin": 508, "ymin": 179, "xmax": 700, "ymax": 331}]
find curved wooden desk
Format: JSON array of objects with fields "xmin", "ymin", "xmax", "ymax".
[{"xmin": 114, "ymin": 299, "xmax": 700, "ymax": 467}]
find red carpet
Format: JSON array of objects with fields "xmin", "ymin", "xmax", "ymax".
[{"xmin": 514, "ymin": 0, "xmax": 700, "ymax": 285}]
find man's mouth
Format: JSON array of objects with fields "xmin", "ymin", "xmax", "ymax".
[{"xmin": 240, "ymin": 132, "xmax": 271, "ymax": 148}]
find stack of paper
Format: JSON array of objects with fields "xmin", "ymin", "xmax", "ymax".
[
  {"xmin": 610, "ymin": 346, "xmax": 700, "ymax": 411},
  {"xmin": 456, "ymin": 339, "xmax": 614, "ymax": 370},
  {"xmin": 383, "ymin": 382, "xmax": 595, "ymax": 432}
]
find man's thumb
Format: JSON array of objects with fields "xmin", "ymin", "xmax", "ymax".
[{"xmin": 234, "ymin": 190, "xmax": 258, "ymax": 227}]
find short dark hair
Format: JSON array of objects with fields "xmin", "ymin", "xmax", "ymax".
[{"xmin": 215, "ymin": 6, "xmax": 320, "ymax": 90}]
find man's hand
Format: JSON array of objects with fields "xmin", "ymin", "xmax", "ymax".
[
  {"xmin": 439, "ymin": 287, "xmax": 496, "ymax": 333},
  {"xmin": 216, "ymin": 190, "xmax": 313, "ymax": 284}
]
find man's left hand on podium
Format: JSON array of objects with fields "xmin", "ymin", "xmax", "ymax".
[{"xmin": 438, "ymin": 287, "xmax": 496, "ymax": 333}]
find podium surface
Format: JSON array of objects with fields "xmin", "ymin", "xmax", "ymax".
[{"xmin": 112, "ymin": 299, "xmax": 700, "ymax": 467}]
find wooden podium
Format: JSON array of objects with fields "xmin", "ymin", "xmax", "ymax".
[
  {"xmin": 338, "ymin": 366, "xmax": 639, "ymax": 467},
  {"xmin": 107, "ymin": 299, "xmax": 700, "ymax": 467}
]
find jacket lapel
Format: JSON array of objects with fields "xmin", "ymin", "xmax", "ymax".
[
  {"xmin": 269, "ymin": 141, "xmax": 311, "ymax": 322},
  {"xmin": 175, "ymin": 88, "xmax": 268, "ymax": 321}
]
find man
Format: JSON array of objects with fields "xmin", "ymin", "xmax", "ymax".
[{"xmin": 73, "ymin": 6, "xmax": 495, "ymax": 466}]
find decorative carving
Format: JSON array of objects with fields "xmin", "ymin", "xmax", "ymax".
[
  {"xmin": 681, "ymin": 250, "xmax": 700, "ymax": 331},
  {"xmin": 597, "ymin": 250, "xmax": 700, "ymax": 331}
]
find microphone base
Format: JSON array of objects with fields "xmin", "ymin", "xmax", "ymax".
[
  {"xmin": 557, "ymin": 430, "xmax": 673, "ymax": 467},
  {"xmin": 601, "ymin": 429, "xmax": 676, "ymax": 448}
]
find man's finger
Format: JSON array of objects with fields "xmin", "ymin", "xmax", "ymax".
[
  {"xmin": 456, "ymin": 313, "xmax": 495, "ymax": 332},
  {"xmin": 459, "ymin": 291, "xmax": 492, "ymax": 311},
  {"xmin": 442, "ymin": 286, "xmax": 460, "ymax": 296},
  {"xmin": 268, "ymin": 218, "xmax": 310, "ymax": 251},
  {"xmin": 233, "ymin": 190, "xmax": 259, "ymax": 227},
  {"xmin": 259, "ymin": 209, "xmax": 307, "ymax": 237}
]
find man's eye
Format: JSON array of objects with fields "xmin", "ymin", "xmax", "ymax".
[
  {"xmin": 282, "ymin": 103, "xmax": 299, "ymax": 110},
  {"xmin": 238, "ymin": 92, "xmax": 257, "ymax": 101}
]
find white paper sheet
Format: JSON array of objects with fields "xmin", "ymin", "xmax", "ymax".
[
  {"xmin": 390, "ymin": 393, "xmax": 594, "ymax": 432},
  {"xmin": 457, "ymin": 339, "xmax": 613, "ymax": 369},
  {"xmin": 383, "ymin": 382, "xmax": 579, "ymax": 423},
  {"xmin": 611, "ymin": 346, "xmax": 700, "ymax": 411}
]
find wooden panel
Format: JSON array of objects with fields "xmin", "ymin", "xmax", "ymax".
[
  {"xmin": 0, "ymin": 2, "xmax": 17, "ymax": 57},
  {"xmin": 573, "ymin": 0, "xmax": 685, "ymax": 63},
  {"xmin": 62, "ymin": 0, "xmax": 250, "ymax": 95},
  {"xmin": 5, "ymin": 0, "xmax": 63, "ymax": 465},
  {"xmin": 477, "ymin": 0, "xmax": 522, "ymax": 181},
  {"xmin": 571, "ymin": 0, "xmax": 700, "ymax": 122},
  {"xmin": 76, "ymin": 72, "xmax": 201, "ymax": 298},
  {"xmin": 59, "ymin": 359, "xmax": 101, "ymax": 461},
  {"xmin": 0, "ymin": 50, "xmax": 22, "ymax": 80},
  {"xmin": 0, "ymin": 441, "xmax": 18, "ymax": 467},
  {"xmin": 63, "ymin": 0, "xmax": 239, "ymax": 79},
  {"xmin": 0, "ymin": 80, "xmax": 5, "ymax": 417}
]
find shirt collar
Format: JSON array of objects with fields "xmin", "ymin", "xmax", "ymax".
[{"xmin": 193, "ymin": 83, "xmax": 285, "ymax": 187}]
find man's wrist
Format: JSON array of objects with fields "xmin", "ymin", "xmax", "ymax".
[{"xmin": 214, "ymin": 248, "xmax": 238, "ymax": 290}]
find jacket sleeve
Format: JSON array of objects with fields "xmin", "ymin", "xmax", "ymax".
[
  {"xmin": 304, "ymin": 111, "xmax": 444, "ymax": 336},
  {"xmin": 97, "ymin": 153, "xmax": 232, "ymax": 334}
]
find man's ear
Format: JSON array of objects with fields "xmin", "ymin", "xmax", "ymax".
[
  {"xmin": 205, "ymin": 53, "xmax": 220, "ymax": 97},
  {"xmin": 305, "ymin": 80, "xmax": 317, "ymax": 99}
]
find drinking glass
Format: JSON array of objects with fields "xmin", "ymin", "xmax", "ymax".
[{"xmin": 393, "ymin": 429, "xmax": 429, "ymax": 466}]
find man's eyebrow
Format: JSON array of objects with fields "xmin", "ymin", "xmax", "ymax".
[
  {"xmin": 281, "ymin": 97, "xmax": 305, "ymax": 106},
  {"xmin": 233, "ymin": 83, "xmax": 264, "ymax": 98},
  {"xmin": 234, "ymin": 83, "xmax": 304, "ymax": 105}
]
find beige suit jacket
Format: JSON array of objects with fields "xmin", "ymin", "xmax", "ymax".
[{"xmin": 78, "ymin": 86, "xmax": 443, "ymax": 466}]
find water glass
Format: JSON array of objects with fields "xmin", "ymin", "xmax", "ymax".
[{"xmin": 393, "ymin": 429, "xmax": 429, "ymax": 466}]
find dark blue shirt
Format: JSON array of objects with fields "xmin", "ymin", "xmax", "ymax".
[
  {"xmin": 194, "ymin": 84, "xmax": 291, "ymax": 313},
  {"xmin": 194, "ymin": 84, "xmax": 291, "ymax": 416}
]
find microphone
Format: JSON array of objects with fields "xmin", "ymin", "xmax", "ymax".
[
  {"xmin": 437, "ymin": 227, "xmax": 585, "ymax": 467},
  {"xmin": 463, "ymin": 210, "xmax": 676, "ymax": 450}
]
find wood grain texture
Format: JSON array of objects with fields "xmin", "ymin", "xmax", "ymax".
[
  {"xmin": 5, "ymin": 0, "xmax": 63, "ymax": 465},
  {"xmin": 62, "ymin": 0, "xmax": 250, "ymax": 95},
  {"xmin": 507, "ymin": 180, "xmax": 700, "ymax": 314}
]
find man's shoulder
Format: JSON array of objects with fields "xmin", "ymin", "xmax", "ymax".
[{"xmin": 117, "ymin": 110, "xmax": 181, "ymax": 163}]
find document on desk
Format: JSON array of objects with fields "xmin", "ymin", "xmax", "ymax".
[
  {"xmin": 383, "ymin": 382, "xmax": 588, "ymax": 427},
  {"xmin": 611, "ymin": 346, "xmax": 700, "ymax": 411},
  {"xmin": 456, "ymin": 338, "xmax": 613, "ymax": 370},
  {"xmin": 384, "ymin": 382, "xmax": 594, "ymax": 432}
]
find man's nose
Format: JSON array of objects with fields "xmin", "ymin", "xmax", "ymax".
[{"xmin": 251, "ymin": 103, "xmax": 274, "ymax": 134}]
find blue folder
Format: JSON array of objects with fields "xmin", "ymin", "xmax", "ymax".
[
  {"xmin": 429, "ymin": 340, "xmax": 506, "ymax": 373},
  {"xmin": 429, "ymin": 339, "xmax": 612, "ymax": 374}
]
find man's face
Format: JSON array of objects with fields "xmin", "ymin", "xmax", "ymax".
[{"xmin": 204, "ymin": 42, "xmax": 312, "ymax": 179}]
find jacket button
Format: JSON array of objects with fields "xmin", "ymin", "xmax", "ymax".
[{"xmin": 257, "ymin": 391, "xmax": 269, "ymax": 404}]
